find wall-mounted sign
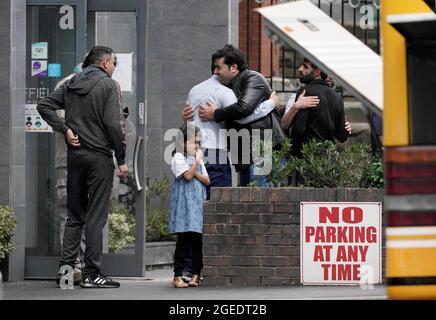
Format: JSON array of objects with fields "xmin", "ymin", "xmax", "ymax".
[
  {"xmin": 48, "ymin": 63, "xmax": 62, "ymax": 77},
  {"xmin": 301, "ymin": 202, "xmax": 382, "ymax": 285},
  {"xmin": 32, "ymin": 60, "xmax": 48, "ymax": 78},
  {"xmin": 25, "ymin": 104, "xmax": 52, "ymax": 133},
  {"xmin": 31, "ymin": 42, "xmax": 48, "ymax": 59}
]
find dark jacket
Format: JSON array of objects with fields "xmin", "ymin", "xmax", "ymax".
[
  {"xmin": 37, "ymin": 65, "xmax": 126, "ymax": 165},
  {"xmin": 212, "ymin": 69, "xmax": 286, "ymax": 168},
  {"xmin": 214, "ymin": 69, "xmax": 272, "ymax": 131},
  {"xmin": 290, "ymin": 79, "xmax": 348, "ymax": 156}
]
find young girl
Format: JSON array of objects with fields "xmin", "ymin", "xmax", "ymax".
[{"xmin": 169, "ymin": 123, "xmax": 210, "ymax": 288}]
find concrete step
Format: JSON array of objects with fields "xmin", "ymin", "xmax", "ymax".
[
  {"xmin": 344, "ymin": 101, "xmax": 369, "ymax": 123},
  {"xmin": 338, "ymin": 122, "xmax": 371, "ymax": 148},
  {"xmin": 350, "ymin": 122, "xmax": 371, "ymax": 135}
]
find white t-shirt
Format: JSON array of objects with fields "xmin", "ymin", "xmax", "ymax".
[
  {"xmin": 171, "ymin": 152, "xmax": 208, "ymax": 179},
  {"xmin": 188, "ymin": 75, "xmax": 274, "ymax": 150},
  {"xmin": 285, "ymin": 93, "xmax": 297, "ymax": 114}
]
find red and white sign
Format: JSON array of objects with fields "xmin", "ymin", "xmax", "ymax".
[{"xmin": 301, "ymin": 202, "xmax": 382, "ymax": 285}]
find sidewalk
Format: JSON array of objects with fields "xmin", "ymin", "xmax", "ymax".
[{"xmin": 0, "ymin": 267, "xmax": 387, "ymax": 300}]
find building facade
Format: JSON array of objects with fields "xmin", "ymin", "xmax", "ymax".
[{"xmin": 0, "ymin": 0, "xmax": 239, "ymax": 281}]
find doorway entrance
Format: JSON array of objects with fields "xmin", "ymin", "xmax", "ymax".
[{"xmin": 25, "ymin": 0, "xmax": 147, "ymax": 278}]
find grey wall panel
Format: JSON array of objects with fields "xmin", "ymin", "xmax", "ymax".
[
  {"xmin": 161, "ymin": 26, "xmax": 229, "ymax": 60},
  {"xmin": 148, "ymin": 0, "xmax": 163, "ymax": 26},
  {"xmin": 146, "ymin": 60, "xmax": 162, "ymax": 94},
  {"xmin": 6, "ymin": 0, "xmax": 27, "ymax": 282},
  {"xmin": 11, "ymin": 128, "xmax": 25, "ymax": 167},
  {"xmin": 0, "ymin": 127, "xmax": 10, "ymax": 167},
  {"xmin": 147, "ymin": 94, "xmax": 163, "ymax": 129},
  {"xmin": 11, "ymin": 205, "xmax": 25, "ymax": 246},
  {"xmin": 0, "ymin": 166, "xmax": 9, "ymax": 203},
  {"xmin": 145, "ymin": 0, "xmax": 238, "ymax": 181},
  {"xmin": 164, "ymin": 0, "xmax": 230, "ymax": 26}
]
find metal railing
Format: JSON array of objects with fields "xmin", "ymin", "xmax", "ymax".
[{"xmin": 240, "ymin": 0, "xmax": 381, "ymax": 93}]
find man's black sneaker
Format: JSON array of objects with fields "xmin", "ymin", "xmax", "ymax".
[{"xmin": 80, "ymin": 274, "xmax": 120, "ymax": 289}]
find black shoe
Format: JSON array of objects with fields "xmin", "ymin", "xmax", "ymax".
[{"xmin": 80, "ymin": 274, "xmax": 120, "ymax": 289}]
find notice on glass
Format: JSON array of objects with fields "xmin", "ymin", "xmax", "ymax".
[
  {"xmin": 31, "ymin": 42, "xmax": 48, "ymax": 59},
  {"xmin": 112, "ymin": 53, "xmax": 133, "ymax": 92},
  {"xmin": 25, "ymin": 104, "xmax": 52, "ymax": 133}
]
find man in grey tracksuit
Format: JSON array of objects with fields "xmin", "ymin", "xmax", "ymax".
[{"xmin": 37, "ymin": 46, "xmax": 128, "ymax": 289}]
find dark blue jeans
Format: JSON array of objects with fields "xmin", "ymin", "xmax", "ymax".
[
  {"xmin": 204, "ymin": 149, "xmax": 232, "ymax": 200},
  {"xmin": 238, "ymin": 166, "xmax": 251, "ymax": 187}
]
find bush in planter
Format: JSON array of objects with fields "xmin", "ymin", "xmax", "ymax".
[
  {"xmin": 147, "ymin": 207, "xmax": 171, "ymax": 242},
  {"xmin": 0, "ymin": 205, "xmax": 17, "ymax": 261},
  {"xmin": 267, "ymin": 138, "xmax": 297, "ymax": 187},
  {"xmin": 146, "ymin": 177, "xmax": 175, "ymax": 242},
  {"xmin": 360, "ymin": 156, "xmax": 384, "ymax": 188},
  {"xmin": 108, "ymin": 199, "xmax": 135, "ymax": 253},
  {"xmin": 268, "ymin": 139, "xmax": 384, "ymax": 188},
  {"xmin": 108, "ymin": 176, "xmax": 176, "ymax": 249}
]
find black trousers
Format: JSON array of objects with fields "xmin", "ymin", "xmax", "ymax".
[
  {"xmin": 59, "ymin": 148, "xmax": 114, "ymax": 278},
  {"xmin": 173, "ymin": 232, "xmax": 203, "ymax": 277},
  {"xmin": 238, "ymin": 166, "xmax": 251, "ymax": 187}
]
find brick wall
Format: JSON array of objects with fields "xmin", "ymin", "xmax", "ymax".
[
  {"xmin": 203, "ymin": 187, "xmax": 385, "ymax": 287},
  {"xmin": 239, "ymin": 0, "xmax": 280, "ymax": 76}
]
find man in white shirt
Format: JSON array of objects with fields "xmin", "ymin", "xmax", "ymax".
[
  {"xmin": 179, "ymin": 73, "xmax": 277, "ymax": 283},
  {"xmin": 186, "ymin": 74, "xmax": 278, "ymax": 198}
]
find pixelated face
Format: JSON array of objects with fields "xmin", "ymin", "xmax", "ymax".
[
  {"xmin": 103, "ymin": 53, "xmax": 117, "ymax": 77},
  {"xmin": 185, "ymin": 136, "xmax": 201, "ymax": 156}
]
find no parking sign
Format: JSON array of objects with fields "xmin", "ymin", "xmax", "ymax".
[{"xmin": 300, "ymin": 202, "xmax": 382, "ymax": 285}]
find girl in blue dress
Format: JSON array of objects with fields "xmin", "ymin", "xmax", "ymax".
[{"xmin": 169, "ymin": 123, "xmax": 210, "ymax": 288}]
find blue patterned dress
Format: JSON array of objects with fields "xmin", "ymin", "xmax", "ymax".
[{"xmin": 168, "ymin": 153, "xmax": 207, "ymax": 234}]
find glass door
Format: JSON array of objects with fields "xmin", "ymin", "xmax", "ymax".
[
  {"xmin": 87, "ymin": 1, "xmax": 147, "ymax": 277},
  {"xmin": 25, "ymin": 0, "xmax": 147, "ymax": 278}
]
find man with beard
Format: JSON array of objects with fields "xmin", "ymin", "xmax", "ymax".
[{"xmin": 288, "ymin": 58, "xmax": 349, "ymax": 157}]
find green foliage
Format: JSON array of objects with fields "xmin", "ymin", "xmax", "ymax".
[
  {"xmin": 108, "ymin": 176, "xmax": 175, "ymax": 250},
  {"xmin": 108, "ymin": 199, "xmax": 135, "ymax": 253},
  {"xmin": 360, "ymin": 156, "xmax": 385, "ymax": 188},
  {"xmin": 147, "ymin": 207, "xmax": 172, "ymax": 242},
  {"xmin": 268, "ymin": 139, "xmax": 296, "ymax": 187},
  {"xmin": 296, "ymin": 141, "xmax": 372, "ymax": 188},
  {"xmin": 268, "ymin": 140, "xmax": 384, "ymax": 188},
  {"xmin": 0, "ymin": 205, "xmax": 17, "ymax": 260},
  {"xmin": 146, "ymin": 176, "xmax": 174, "ymax": 242}
]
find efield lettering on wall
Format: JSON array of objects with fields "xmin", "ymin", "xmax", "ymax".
[{"xmin": 300, "ymin": 202, "xmax": 382, "ymax": 285}]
